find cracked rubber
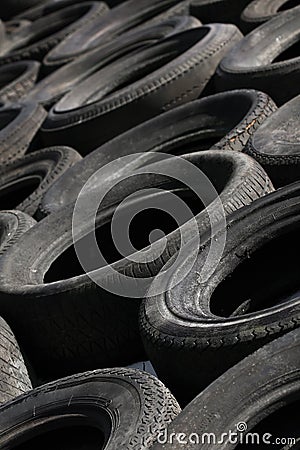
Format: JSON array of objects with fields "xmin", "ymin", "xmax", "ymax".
[
  {"xmin": 0, "ymin": 150, "xmax": 273, "ymax": 379},
  {"xmin": 152, "ymin": 328, "xmax": 300, "ymax": 449},
  {"xmin": 28, "ymin": 16, "xmax": 201, "ymax": 108},
  {"xmin": 241, "ymin": 0, "xmax": 300, "ymax": 33},
  {"xmin": 140, "ymin": 182, "xmax": 300, "ymax": 405},
  {"xmin": 0, "ymin": 147, "xmax": 82, "ymax": 218},
  {"xmin": 0, "ymin": 60, "xmax": 40, "ymax": 104},
  {"xmin": 0, "ymin": 2, "xmax": 109, "ymax": 66},
  {"xmin": 245, "ymin": 94, "xmax": 300, "ymax": 188},
  {"xmin": 38, "ymin": 89, "xmax": 276, "ymax": 218},
  {"xmin": 0, "ymin": 103, "xmax": 46, "ymax": 165},
  {"xmin": 0, "ymin": 368, "xmax": 180, "ymax": 449},
  {"xmin": 215, "ymin": 7, "xmax": 300, "ymax": 105},
  {"xmin": 41, "ymin": 24, "xmax": 242, "ymax": 153}
]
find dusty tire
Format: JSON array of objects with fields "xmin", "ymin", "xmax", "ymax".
[
  {"xmin": 140, "ymin": 182, "xmax": 300, "ymax": 405},
  {"xmin": 0, "ymin": 2, "xmax": 109, "ymax": 66},
  {"xmin": 0, "ymin": 210, "xmax": 36, "ymax": 256},
  {"xmin": 245, "ymin": 94, "xmax": 300, "ymax": 188},
  {"xmin": 41, "ymin": 24, "xmax": 242, "ymax": 153},
  {"xmin": 0, "ymin": 103, "xmax": 46, "ymax": 164},
  {"xmin": 215, "ymin": 7, "xmax": 300, "ymax": 105},
  {"xmin": 0, "ymin": 60, "xmax": 40, "ymax": 104},
  {"xmin": 0, "ymin": 147, "xmax": 81, "ymax": 218},
  {"xmin": 43, "ymin": 0, "xmax": 201, "ymax": 64},
  {"xmin": 38, "ymin": 89, "xmax": 276, "ymax": 217},
  {"xmin": 0, "ymin": 368, "xmax": 180, "ymax": 449},
  {"xmin": 0, "ymin": 316, "xmax": 32, "ymax": 405},
  {"xmin": 241, "ymin": 0, "xmax": 300, "ymax": 33},
  {"xmin": 0, "ymin": 150, "xmax": 272, "ymax": 378},
  {"xmin": 28, "ymin": 16, "xmax": 201, "ymax": 107},
  {"xmin": 151, "ymin": 328, "xmax": 300, "ymax": 449}
]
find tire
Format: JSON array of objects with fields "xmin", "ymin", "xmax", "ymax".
[
  {"xmin": 190, "ymin": 0, "xmax": 253, "ymax": 24},
  {"xmin": 215, "ymin": 7, "xmax": 300, "ymax": 106},
  {"xmin": 241, "ymin": 0, "xmax": 300, "ymax": 33},
  {"xmin": 245, "ymin": 94, "xmax": 300, "ymax": 188},
  {"xmin": 15, "ymin": 0, "xmax": 104, "ymax": 21},
  {"xmin": 151, "ymin": 329, "xmax": 300, "ymax": 450},
  {"xmin": 0, "ymin": 103, "xmax": 47, "ymax": 165},
  {"xmin": 41, "ymin": 24, "xmax": 243, "ymax": 153},
  {"xmin": 0, "ymin": 60, "xmax": 40, "ymax": 104},
  {"xmin": 0, "ymin": 368, "xmax": 180, "ymax": 449},
  {"xmin": 42, "ymin": 0, "xmax": 200, "ymax": 64},
  {"xmin": 0, "ymin": 316, "xmax": 32, "ymax": 405},
  {"xmin": 0, "ymin": 2, "xmax": 109, "ymax": 66},
  {"xmin": 0, "ymin": 210, "xmax": 36, "ymax": 256},
  {"xmin": 29, "ymin": 16, "xmax": 201, "ymax": 107},
  {"xmin": 0, "ymin": 147, "xmax": 81, "ymax": 218},
  {"xmin": 0, "ymin": 150, "xmax": 273, "ymax": 379},
  {"xmin": 0, "ymin": 0, "xmax": 48, "ymax": 21},
  {"xmin": 38, "ymin": 89, "xmax": 276, "ymax": 218},
  {"xmin": 140, "ymin": 182, "xmax": 300, "ymax": 405}
]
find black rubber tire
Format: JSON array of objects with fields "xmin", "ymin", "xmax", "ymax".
[
  {"xmin": 0, "ymin": 368, "xmax": 180, "ymax": 449},
  {"xmin": 241, "ymin": 0, "xmax": 300, "ymax": 34},
  {"xmin": 0, "ymin": 210, "xmax": 36, "ymax": 256},
  {"xmin": 151, "ymin": 328, "xmax": 300, "ymax": 450},
  {"xmin": 38, "ymin": 89, "xmax": 276, "ymax": 218},
  {"xmin": 0, "ymin": 0, "xmax": 48, "ymax": 21},
  {"xmin": 245, "ymin": 94, "xmax": 300, "ymax": 188},
  {"xmin": 190, "ymin": 0, "xmax": 253, "ymax": 24},
  {"xmin": 0, "ymin": 316, "xmax": 32, "ymax": 405},
  {"xmin": 0, "ymin": 147, "xmax": 81, "ymax": 218},
  {"xmin": 28, "ymin": 16, "xmax": 201, "ymax": 107},
  {"xmin": 41, "ymin": 24, "xmax": 242, "ymax": 153},
  {"xmin": 43, "ymin": 3, "xmax": 196, "ymax": 71},
  {"xmin": 42, "ymin": 0, "xmax": 199, "ymax": 64},
  {"xmin": 140, "ymin": 182, "xmax": 300, "ymax": 405},
  {"xmin": 0, "ymin": 103, "xmax": 47, "ymax": 164},
  {"xmin": 215, "ymin": 7, "xmax": 300, "ymax": 106},
  {"xmin": 15, "ymin": 0, "xmax": 104, "ymax": 20},
  {"xmin": 0, "ymin": 60, "xmax": 40, "ymax": 104},
  {"xmin": 0, "ymin": 2, "xmax": 109, "ymax": 66},
  {"xmin": 0, "ymin": 150, "xmax": 273, "ymax": 378}
]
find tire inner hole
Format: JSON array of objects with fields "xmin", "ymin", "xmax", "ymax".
[
  {"xmin": 278, "ymin": 0, "xmax": 300, "ymax": 11},
  {"xmin": 0, "ymin": 176, "xmax": 41, "ymax": 209},
  {"xmin": 235, "ymin": 395, "xmax": 300, "ymax": 449},
  {"xmin": 210, "ymin": 226, "xmax": 300, "ymax": 317},
  {"xmin": 273, "ymin": 38, "xmax": 300, "ymax": 63}
]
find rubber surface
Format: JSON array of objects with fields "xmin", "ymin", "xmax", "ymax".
[
  {"xmin": 28, "ymin": 16, "xmax": 201, "ymax": 107},
  {"xmin": 152, "ymin": 328, "xmax": 300, "ymax": 449},
  {"xmin": 0, "ymin": 103, "xmax": 47, "ymax": 164},
  {"xmin": 38, "ymin": 89, "xmax": 276, "ymax": 218},
  {"xmin": 41, "ymin": 24, "xmax": 243, "ymax": 153},
  {"xmin": 0, "ymin": 368, "xmax": 180, "ymax": 449},
  {"xmin": 245, "ymin": 93, "xmax": 300, "ymax": 188},
  {"xmin": 216, "ymin": 7, "xmax": 300, "ymax": 105},
  {"xmin": 0, "ymin": 147, "xmax": 82, "ymax": 218},
  {"xmin": 0, "ymin": 2, "xmax": 109, "ymax": 66},
  {"xmin": 0, "ymin": 60, "xmax": 40, "ymax": 104},
  {"xmin": 241, "ymin": 0, "xmax": 300, "ymax": 33},
  {"xmin": 140, "ymin": 182, "xmax": 300, "ymax": 405},
  {"xmin": 43, "ymin": 0, "xmax": 200, "ymax": 64},
  {"xmin": 0, "ymin": 151, "xmax": 273, "ymax": 378},
  {"xmin": 0, "ymin": 0, "xmax": 48, "ymax": 20}
]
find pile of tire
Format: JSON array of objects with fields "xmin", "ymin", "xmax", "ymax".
[{"xmin": 0, "ymin": 0, "xmax": 299, "ymax": 448}]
